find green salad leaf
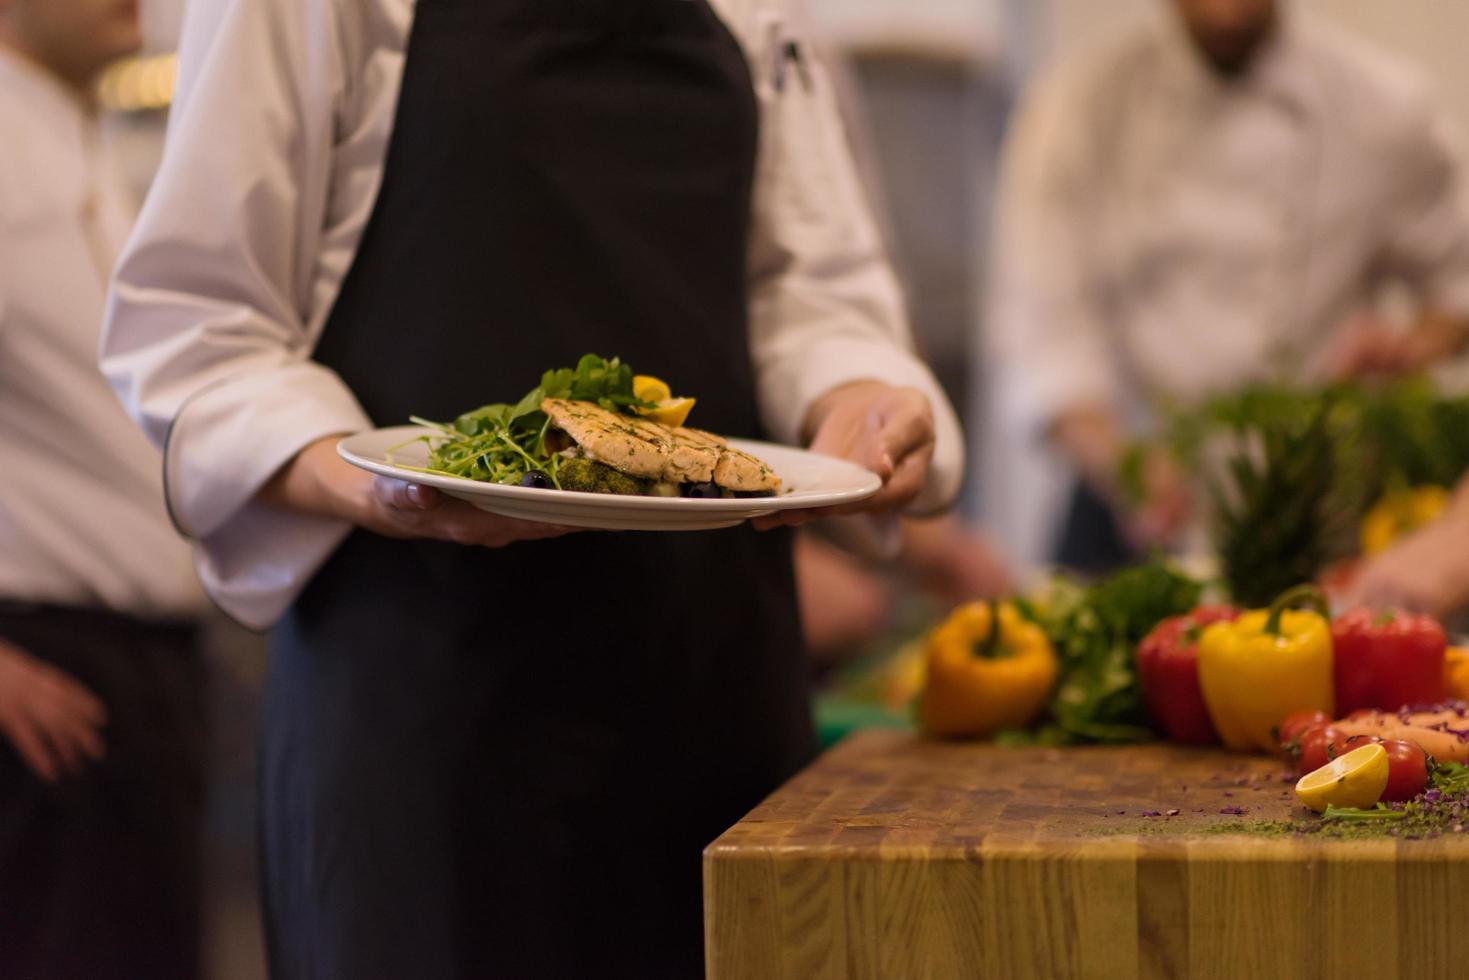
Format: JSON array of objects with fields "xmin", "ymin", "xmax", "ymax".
[{"xmin": 391, "ymin": 354, "xmax": 652, "ymax": 488}]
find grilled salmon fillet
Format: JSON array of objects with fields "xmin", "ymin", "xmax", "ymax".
[
  {"xmin": 664, "ymin": 428, "xmax": 720, "ymax": 484},
  {"xmin": 543, "ymin": 398, "xmax": 668, "ymax": 480},
  {"xmin": 677, "ymin": 427, "xmax": 780, "ymax": 491},
  {"xmin": 544, "ymin": 399, "xmax": 780, "ymax": 492},
  {"xmin": 713, "ymin": 446, "xmax": 781, "ymax": 493}
]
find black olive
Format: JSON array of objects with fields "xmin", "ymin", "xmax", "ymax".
[
  {"xmin": 734, "ymin": 490, "xmax": 776, "ymax": 499},
  {"xmin": 682, "ymin": 482, "xmax": 722, "ymax": 499},
  {"xmin": 519, "ymin": 471, "xmax": 554, "ymax": 490}
]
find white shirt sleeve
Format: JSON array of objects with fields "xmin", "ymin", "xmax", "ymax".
[
  {"xmin": 985, "ymin": 63, "xmax": 1122, "ymax": 437},
  {"xmin": 102, "ymin": 0, "xmax": 369, "ymax": 629},
  {"xmin": 1371, "ymin": 91, "xmax": 1469, "ymax": 319},
  {"xmin": 742, "ymin": 3, "xmax": 963, "ymax": 515}
]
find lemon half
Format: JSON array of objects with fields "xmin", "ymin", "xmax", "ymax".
[
  {"xmin": 633, "ymin": 375, "xmax": 672, "ymax": 403},
  {"xmin": 632, "ymin": 375, "xmax": 695, "ymax": 427},
  {"xmin": 1294, "ymin": 743, "xmax": 1389, "ymax": 813},
  {"xmin": 641, "ymin": 398, "xmax": 696, "ymax": 428}
]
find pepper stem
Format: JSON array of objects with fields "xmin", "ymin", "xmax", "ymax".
[
  {"xmin": 976, "ymin": 601, "xmax": 1006, "ymax": 660},
  {"xmin": 1264, "ymin": 584, "xmax": 1329, "ymax": 637}
]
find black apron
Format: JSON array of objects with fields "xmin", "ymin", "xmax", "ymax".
[{"xmin": 262, "ymin": 3, "xmax": 812, "ymax": 978}]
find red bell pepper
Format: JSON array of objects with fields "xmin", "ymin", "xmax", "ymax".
[
  {"xmin": 1331, "ymin": 608, "xmax": 1447, "ymax": 714},
  {"xmin": 1137, "ymin": 606, "xmax": 1239, "ymax": 744}
]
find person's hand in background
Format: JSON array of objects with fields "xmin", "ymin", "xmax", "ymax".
[
  {"xmin": 1121, "ymin": 446, "xmax": 1193, "ymax": 551},
  {"xmin": 898, "ymin": 515, "xmax": 1011, "ymax": 609},
  {"xmin": 1327, "ymin": 310, "xmax": 1469, "ymax": 380},
  {"xmin": 0, "ymin": 641, "xmax": 107, "ymax": 783},
  {"xmin": 1052, "ymin": 405, "xmax": 1193, "ymax": 552},
  {"xmin": 1342, "ymin": 479, "xmax": 1469, "ymax": 619},
  {"xmin": 261, "ymin": 437, "xmax": 578, "ymax": 548},
  {"xmin": 753, "ymin": 381, "xmax": 935, "ymax": 531}
]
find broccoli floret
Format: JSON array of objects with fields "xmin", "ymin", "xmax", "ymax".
[{"xmin": 557, "ymin": 458, "xmax": 651, "ymax": 496}]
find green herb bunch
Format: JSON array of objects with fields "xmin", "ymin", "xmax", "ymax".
[
  {"xmin": 1007, "ymin": 560, "xmax": 1204, "ymax": 745},
  {"xmin": 1144, "ymin": 379, "xmax": 1469, "ymax": 605},
  {"xmin": 392, "ymin": 354, "xmax": 650, "ymax": 487}
]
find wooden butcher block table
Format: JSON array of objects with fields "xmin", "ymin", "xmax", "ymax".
[{"xmin": 703, "ymin": 729, "xmax": 1469, "ymax": 980}]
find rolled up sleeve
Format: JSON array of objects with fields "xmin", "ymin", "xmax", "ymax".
[
  {"xmin": 743, "ymin": 3, "xmax": 963, "ymax": 515},
  {"xmin": 102, "ymin": 0, "xmax": 368, "ymax": 629}
]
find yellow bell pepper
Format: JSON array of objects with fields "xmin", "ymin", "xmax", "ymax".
[
  {"xmin": 1445, "ymin": 646, "xmax": 1469, "ymax": 702},
  {"xmin": 1360, "ymin": 485, "xmax": 1449, "ymax": 556},
  {"xmin": 918, "ymin": 602, "xmax": 1058, "ymax": 738},
  {"xmin": 1197, "ymin": 585, "xmax": 1335, "ymax": 752}
]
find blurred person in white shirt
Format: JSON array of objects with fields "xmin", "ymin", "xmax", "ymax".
[
  {"xmin": 987, "ymin": 0, "xmax": 1469, "ymax": 573},
  {"xmin": 0, "ymin": 2, "xmax": 205, "ymax": 977}
]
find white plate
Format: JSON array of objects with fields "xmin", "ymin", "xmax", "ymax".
[{"xmin": 338, "ymin": 426, "xmax": 881, "ymax": 531}]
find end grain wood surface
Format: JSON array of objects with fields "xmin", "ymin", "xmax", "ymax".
[{"xmin": 703, "ymin": 729, "xmax": 1469, "ymax": 980}]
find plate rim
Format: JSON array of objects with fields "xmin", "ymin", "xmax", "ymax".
[{"xmin": 337, "ymin": 425, "xmax": 882, "ymax": 512}]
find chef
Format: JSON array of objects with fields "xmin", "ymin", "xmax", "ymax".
[
  {"xmin": 986, "ymin": 0, "xmax": 1469, "ymax": 572},
  {"xmin": 102, "ymin": 0, "xmax": 962, "ymax": 976},
  {"xmin": 0, "ymin": 0, "xmax": 206, "ymax": 976}
]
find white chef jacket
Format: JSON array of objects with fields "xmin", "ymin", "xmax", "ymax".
[
  {"xmin": 102, "ymin": 0, "xmax": 964, "ymax": 630},
  {"xmin": 988, "ymin": 10, "xmax": 1469, "ymax": 435},
  {"xmin": 0, "ymin": 50, "xmax": 199, "ymax": 617}
]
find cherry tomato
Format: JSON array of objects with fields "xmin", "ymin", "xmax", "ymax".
[
  {"xmin": 1277, "ymin": 710, "xmax": 1329, "ymax": 759},
  {"xmin": 1380, "ymin": 740, "xmax": 1430, "ymax": 803},
  {"xmin": 1297, "ymin": 724, "xmax": 1352, "ymax": 774}
]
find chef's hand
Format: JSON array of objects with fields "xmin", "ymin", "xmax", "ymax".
[
  {"xmin": 1342, "ymin": 527, "xmax": 1469, "ymax": 619},
  {"xmin": 263, "ymin": 437, "xmax": 578, "ymax": 548},
  {"xmin": 899, "ymin": 515, "xmax": 1012, "ymax": 607},
  {"xmin": 0, "ymin": 641, "xmax": 107, "ymax": 783},
  {"xmin": 1327, "ymin": 311, "xmax": 1469, "ymax": 380},
  {"xmin": 1341, "ymin": 485, "xmax": 1469, "ymax": 618},
  {"xmin": 753, "ymin": 381, "xmax": 934, "ymax": 531}
]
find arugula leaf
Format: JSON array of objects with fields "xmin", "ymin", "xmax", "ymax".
[{"xmin": 400, "ymin": 354, "xmax": 655, "ymax": 488}]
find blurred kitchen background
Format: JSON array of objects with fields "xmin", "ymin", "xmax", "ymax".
[{"xmin": 89, "ymin": 1, "xmax": 1469, "ymax": 977}]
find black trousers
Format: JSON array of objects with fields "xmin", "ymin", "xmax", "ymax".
[{"xmin": 0, "ymin": 603, "xmax": 205, "ymax": 980}]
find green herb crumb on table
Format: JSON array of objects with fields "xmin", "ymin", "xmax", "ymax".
[{"xmin": 1097, "ymin": 761, "xmax": 1469, "ymax": 841}]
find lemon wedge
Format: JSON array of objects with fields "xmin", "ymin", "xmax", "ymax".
[
  {"xmin": 633, "ymin": 375, "xmax": 672, "ymax": 404},
  {"xmin": 1294, "ymin": 743, "xmax": 1389, "ymax": 813},
  {"xmin": 640, "ymin": 397, "xmax": 697, "ymax": 428}
]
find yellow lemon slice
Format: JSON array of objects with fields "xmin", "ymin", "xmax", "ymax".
[
  {"xmin": 1294, "ymin": 743, "xmax": 1389, "ymax": 813},
  {"xmin": 633, "ymin": 375, "xmax": 672, "ymax": 404},
  {"xmin": 640, "ymin": 397, "xmax": 697, "ymax": 429}
]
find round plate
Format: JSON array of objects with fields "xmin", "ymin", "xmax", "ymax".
[{"xmin": 338, "ymin": 426, "xmax": 881, "ymax": 531}]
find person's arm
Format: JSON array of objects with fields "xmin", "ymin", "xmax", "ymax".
[
  {"xmin": 736, "ymin": 3, "xmax": 962, "ymax": 524},
  {"xmin": 1344, "ymin": 477, "xmax": 1469, "ymax": 618},
  {"xmin": 1329, "ymin": 87, "xmax": 1469, "ymax": 378},
  {"xmin": 896, "ymin": 515, "xmax": 1011, "ymax": 609},
  {"xmin": 102, "ymin": 0, "xmax": 558, "ymax": 630}
]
